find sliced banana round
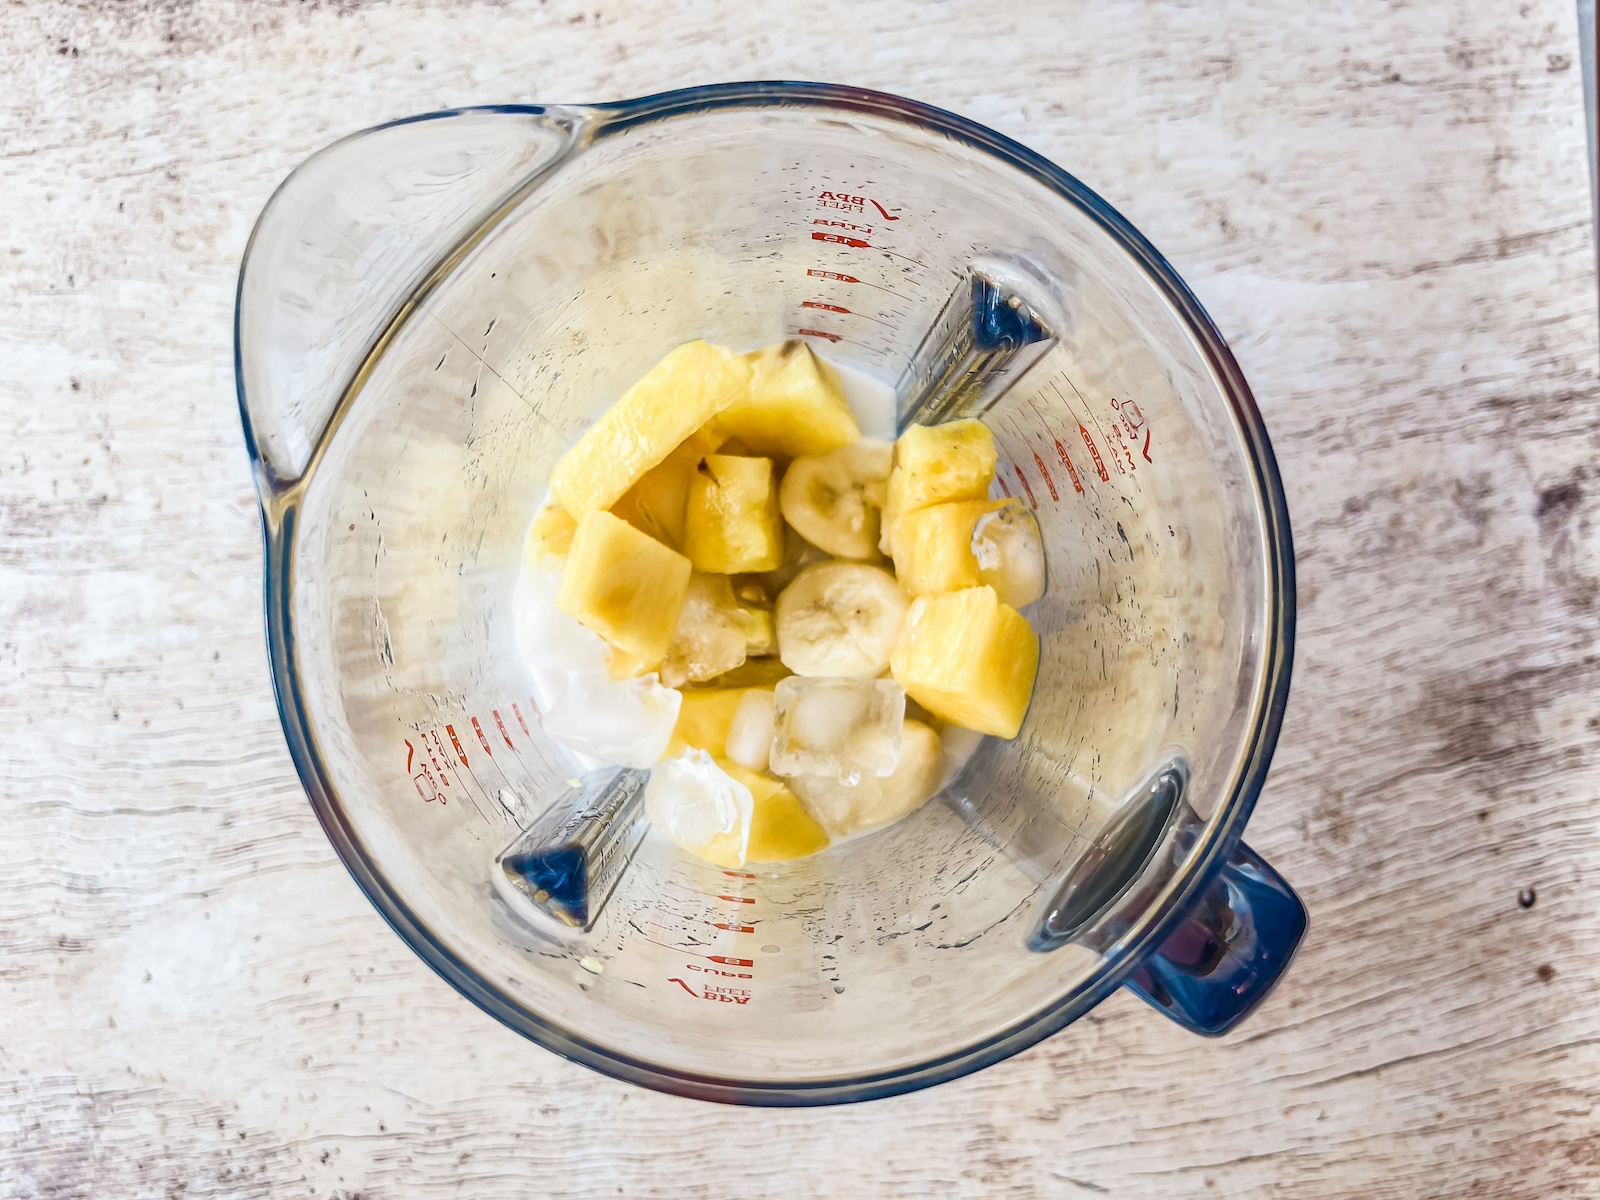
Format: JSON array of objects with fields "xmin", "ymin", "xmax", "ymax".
[
  {"xmin": 775, "ymin": 561, "xmax": 908, "ymax": 678},
  {"xmin": 789, "ymin": 719, "xmax": 944, "ymax": 839},
  {"xmin": 778, "ymin": 440, "xmax": 892, "ymax": 560}
]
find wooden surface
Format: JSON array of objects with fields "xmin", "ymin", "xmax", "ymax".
[{"xmin": 4, "ymin": 1, "xmax": 1598, "ymax": 1195}]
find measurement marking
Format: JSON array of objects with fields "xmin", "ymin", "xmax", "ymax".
[
  {"xmin": 1143, "ymin": 429, "xmax": 1153, "ymax": 462},
  {"xmin": 512, "ymin": 703, "xmax": 532, "ymax": 737},
  {"xmin": 668, "ymin": 978, "xmax": 698, "ymax": 997},
  {"xmin": 416, "ymin": 763, "xmax": 446, "ymax": 804},
  {"xmin": 670, "ymin": 915, "xmax": 761, "ymax": 935},
  {"xmin": 434, "ymin": 724, "xmax": 495, "ymax": 824},
  {"xmin": 473, "ymin": 712, "xmax": 533, "ymax": 799},
  {"xmin": 1053, "ymin": 438, "xmax": 1085, "ymax": 493},
  {"xmin": 493, "ymin": 706, "xmax": 551, "ymax": 781},
  {"xmin": 1013, "ymin": 465, "xmax": 1039, "ymax": 508},
  {"xmin": 455, "ymin": 758, "xmax": 494, "ymax": 824},
  {"xmin": 718, "ymin": 895, "xmax": 757, "ymax": 905},
  {"xmin": 996, "ymin": 475, "xmax": 1012, "ymax": 498},
  {"xmin": 1057, "ymin": 374, "xmax": 1125, "ymax": 479},
  {"xmin": 1111, "ymin": 425, "xmax": 1137, "ymax": 473},
  {"xmin": 802, "ymin": 299, "xmax": 893, "ymax": 327},
  {"xmin": 811, "ymin": 230, "xmax": 925, "ymax": 267},
  {"xmin": 796, "ymin": 327, "xmax": 841, "ymax": 342},
  {"xmin": 1032, "ymin": 451, "xmax": 1059, "ymax": 501},
  {"xmin": 804, "ymin": 267, "xmax": 912, "ymax": 302},
  {"xmin": 1107, "ymin": 426, "xmax": 1127, "ymax": 474},
  {"xmin": 425, "ymin": 731, "xmax": 453, "ymax": 788},
  {"xmin": 492, "ymin": 710, "xmax": 515, "ymax": 751},
  {"xmin": 723, "ymin": 871, "xmax": 756, "ymax": 880},
  {"xmin": 867, "ymin": 198, "xmax": 900, "ymax": 221},
  {"xmin": 813, "ymin": 218, "xmax": 873, "ymax": 234},
  {"xmin": 405, "ymin": 740, "xmax": 415, "ymax": 772},
  {"xmin": 1078, "ymin": 424, "xmax": 1109, "ymax": 482},
  {"xmin": 638, "ymin": 933, "xmax": 740, "ymax": 964}
]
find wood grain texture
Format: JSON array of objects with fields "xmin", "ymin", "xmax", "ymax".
[{"xmin": 3, "ymin": 0, "xmax": 1598, "ymax": 1195}]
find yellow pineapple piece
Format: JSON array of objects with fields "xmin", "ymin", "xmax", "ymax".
[
  {"xmin": 683, "ymin": 455, "xmax": 784, "ymax": 573},
  {"xmin": 718, "ymin": 341, "xmax": 861, "ymax": 458},
  {"xmin": 728, "ymin": 576, "xmax": 778, "ymax": 656},
  {"xmin": 889, "ymin": 585, "xmax": 1038, "ymax": 738},
  {"xmin": 549, "ymin": 341, "xmax": 752, "ymax": 517},
  {"xmin": 721, "ymin": 761, "xmax": 830, "ymax": 862},
  {"xmin": 665, "ymin": 688, "xmax": 749, "ymax": 759},
  {"xmin": 890, "ymin": 498, "xmax": 1018, "ymax": 595},
  {"xmin": 609, "ymin": 421, "xmax": 726, "ymax": 550},
  {"xmin": 732, "ymin": 604, "xmax": 777, "ymax": 657},
  {"xmin": 882, "ymin": 419, "xmax": 997, "ymax": 553},
  {"xmin": 606, "ymin": 646, "xmax": 660, "ymax": 679},
  {"xmin": 525, "ymin": 503, "xmax": 578, "ymax": 566},
  {"xmin": 557, "ymin": 510, "xmax": 692, "ymax": 664}
]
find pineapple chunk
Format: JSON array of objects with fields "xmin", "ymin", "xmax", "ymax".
[
  {"xmin": 607, "ymin": 646, "xmax": 660, "ymax": 679},
  {"xmin": 721, "ymin": 761, "xmax": 830, "ymax": 862},
  {"xmin": 889, "ymin": 585, "xmax": 1038, "ymax": 738},
  {"xmin": 557, "ymin": 510, "xmax": 692, "ymax": 664},
  {"xmin": 683, "ymin": 455, "xmax": 784, "ymax": 573},
  {"xmin": 549, "ymin": 341, "xmax": 752, "ymax": 517},
  {"xmin": 729, "ymin": 575, "xmax": 778, "ymax": 656},
  {"xmin": 891, "ymin": 498, "xmax": 1017, "ymax": 595},
  {"xmin": 733, "ymin": 604, "xmax": 777, "ymax": 657},
  {"xmin": 609, "ymin": 421, "xmax": 726, "ymax": 550},
  {"xmin": 719, "ymin": 341, "xmax": 861, "ymax": 458},
  {"xmin": 882, "ymin": 419, "xmax": 997, "ymax": 552},
  {"xmin": 666, "ymin": 688, "xmax": 749, "ymax": 759},
  {"xmin": 525, "ymin": 503, "xmax": 578, "ymax": 566}
]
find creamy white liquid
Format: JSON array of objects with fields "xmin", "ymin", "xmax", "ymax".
[{"xmin": 830, "ymin": 359, "xmax": 899, "ymax": 441}]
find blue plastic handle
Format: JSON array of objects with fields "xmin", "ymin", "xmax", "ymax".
[{"xmin": 1123, "ymin": 840, "xmax": 1307, "ymax": 1036}]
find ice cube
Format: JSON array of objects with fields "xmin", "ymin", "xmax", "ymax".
[
  {"xmin": 769, "ymin": 676, "xmax": 905, "ymax": 786},
  {"xmin": 645, "ymin": 749, "xmax": 753, "ymax": 866},
  {"xmin": 971, "ymin": 504, "xmax": 1047, "ymax": 607},
  {"xmin": 659, "ymin": 573, "xmax": 747, "ymax": 688},
  {"xmin": 538, "ymin": 670, "xmax": 682, "ymax": 768},
  {"xmin": 789, "ymin": 718, "xmax": 944, "ymax": 839},
  {"xmin": 515, "ymin": 566, "xmax": 612, "ymax": 674},
  {"xmin": 724, "ymin": 689, "xmax": 777, "ymax": 773}
]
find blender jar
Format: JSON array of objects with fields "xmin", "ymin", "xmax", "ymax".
[{"xmin": 236, "ymin": 83, "xmax": 1303, "ymax": 1105}]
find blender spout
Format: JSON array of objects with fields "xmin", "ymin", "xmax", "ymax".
[{"xmin": 235, "ymin": 105, "xmax": 592, "ymax": 500}]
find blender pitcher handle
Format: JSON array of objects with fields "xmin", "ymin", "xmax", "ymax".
[
  {"xmin": 235, "ymin": 105, "xmax": 588, "ymax": 495},
  {"xmin": 1123, "ymin": 840, "xmax": 1307, "ymax": 1036}
]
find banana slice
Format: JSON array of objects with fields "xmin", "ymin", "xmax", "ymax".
[
  {"xmin": 789, "ymin": 719, "xmax": 944, "ymax": 839},
  {"xmin": 778, "ymin": 440, "xmax": 892, "ymax": 560},
  {"xmin": 775, "ymin": 562, "xmax": 908, "ymax": 677}
]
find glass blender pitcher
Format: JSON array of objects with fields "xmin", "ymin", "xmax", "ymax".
[{"xmin": 235, "ymin": 83, "xmax": 1303, "ymax": 1105}]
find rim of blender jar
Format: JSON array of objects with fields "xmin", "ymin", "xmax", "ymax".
[{"xmin": 240, "ymin": 81, "xmax": 1296, "ymax": 1106}]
